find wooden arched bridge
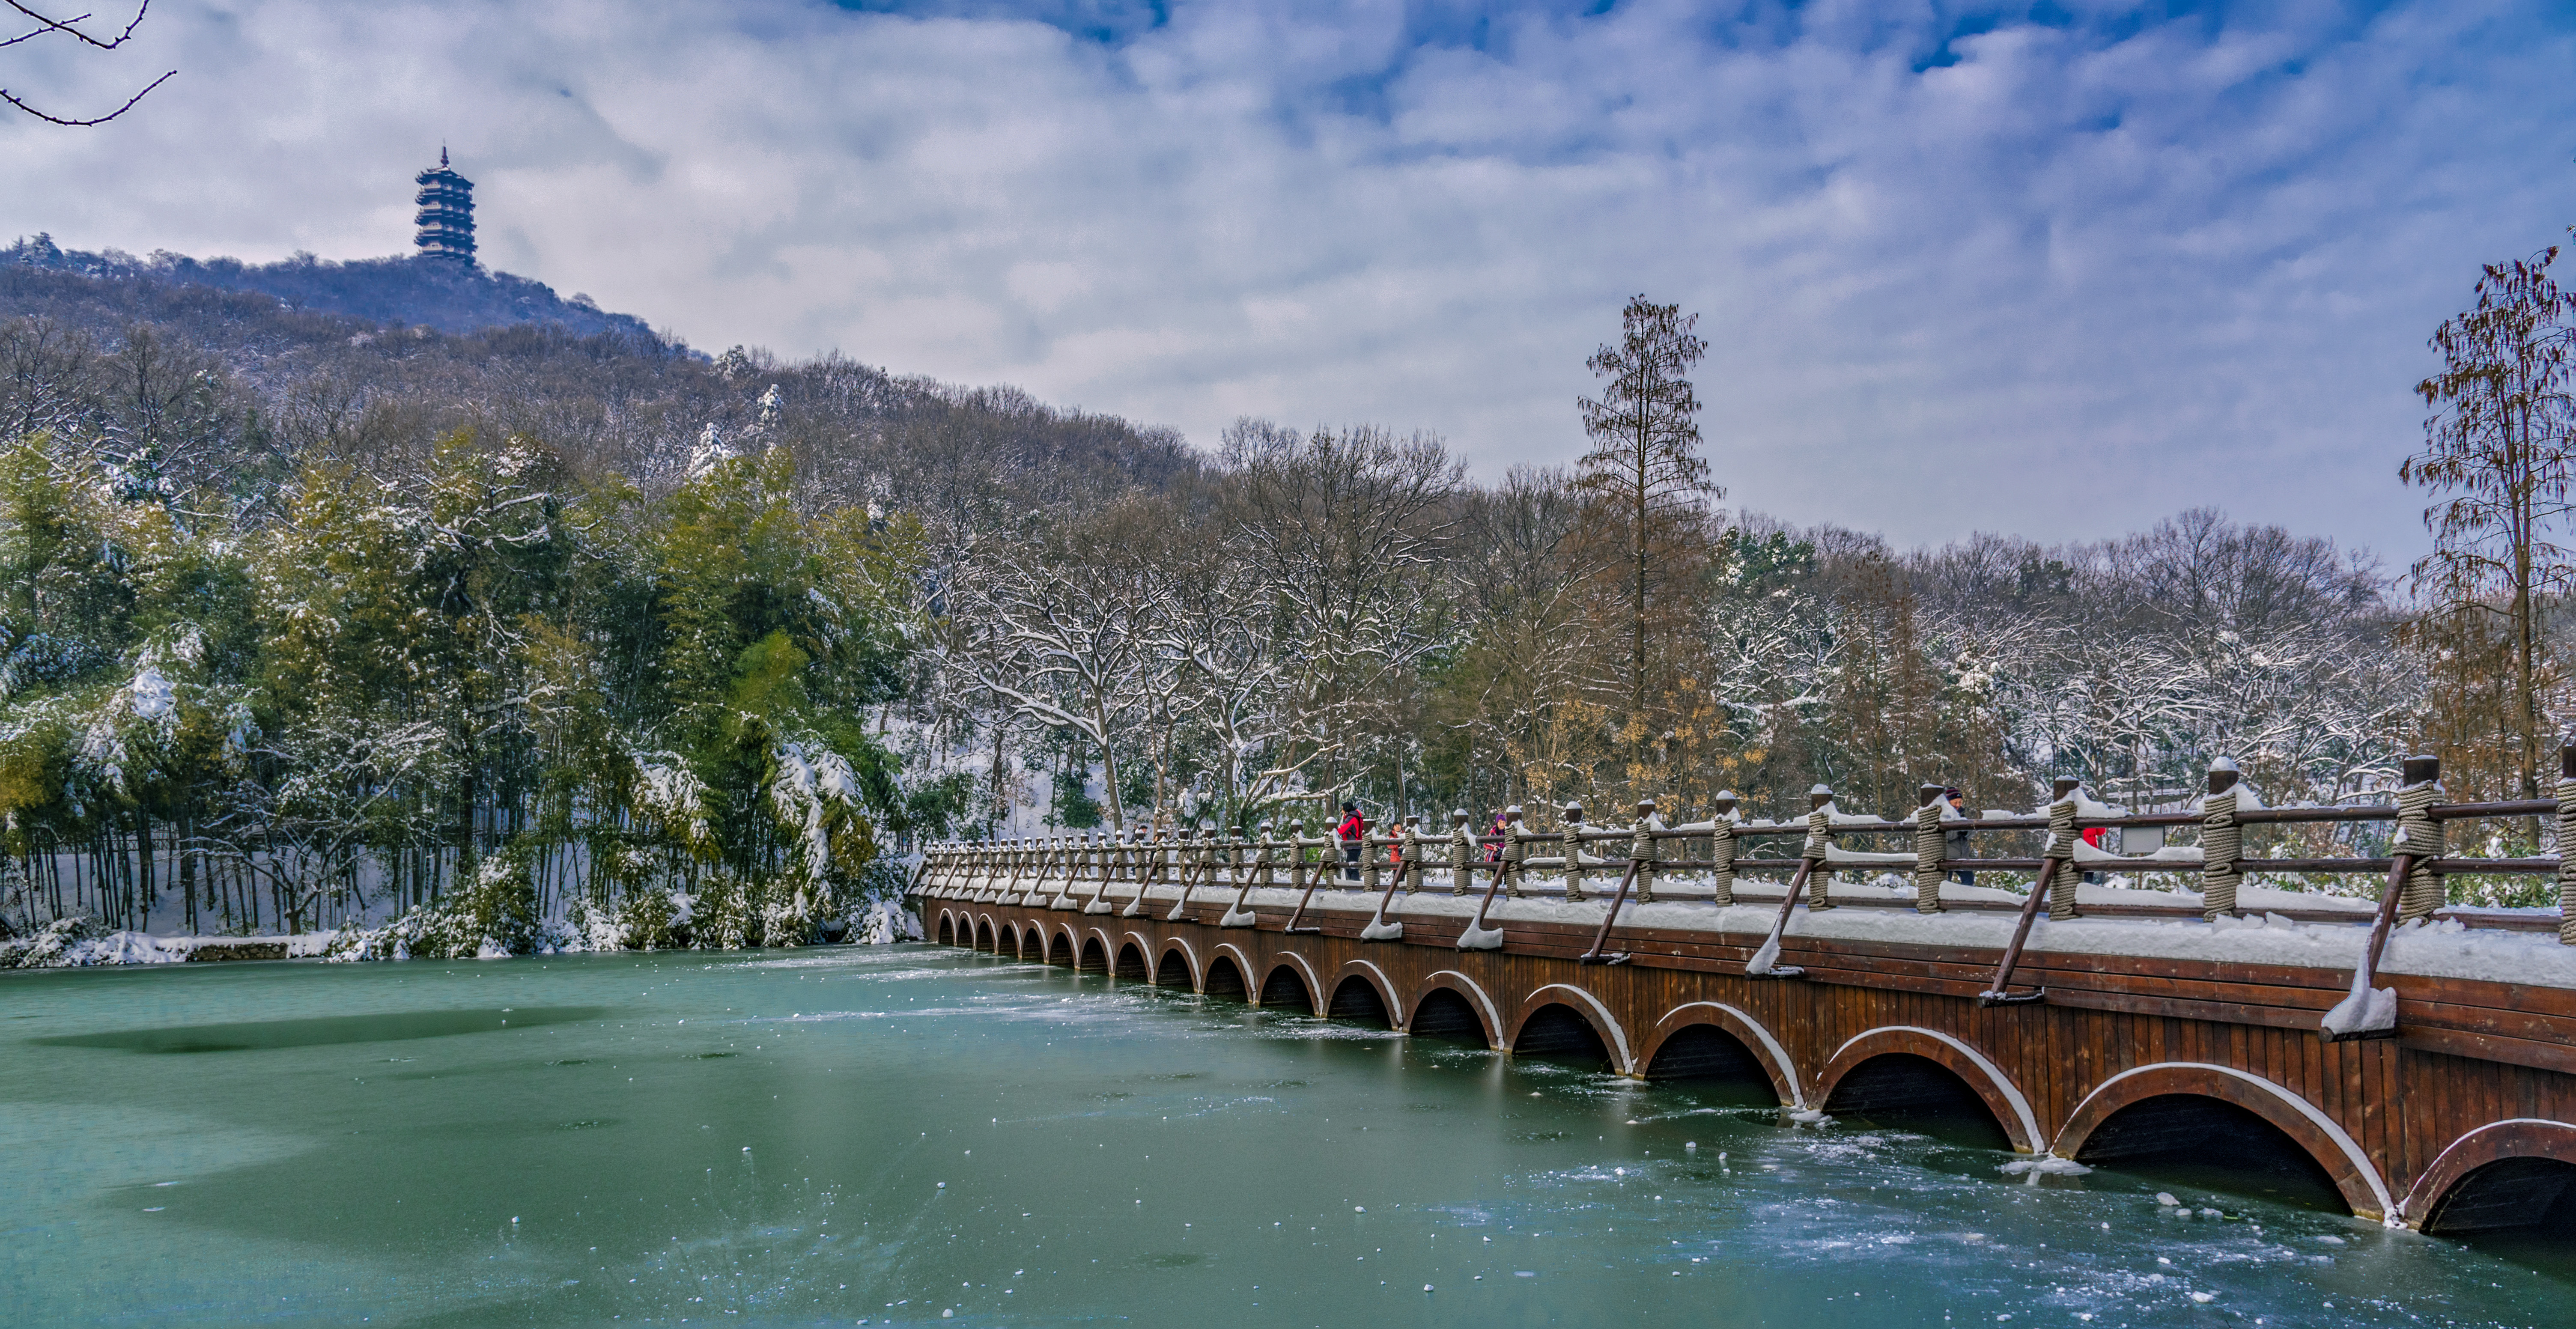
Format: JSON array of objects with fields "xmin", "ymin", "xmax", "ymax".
[{"xmin": 910, "ymin": 754, "xmax": 2576, "ymax": 1237}]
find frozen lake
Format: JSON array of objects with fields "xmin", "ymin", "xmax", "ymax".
[{"xmin": 2, "ymin": 945, "xmax": 2564, "ymax": 1326}]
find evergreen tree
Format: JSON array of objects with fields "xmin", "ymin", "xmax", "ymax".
[{"xmin": 1574, "ymin": 295, "xmax": 1720, "ymax": 779}]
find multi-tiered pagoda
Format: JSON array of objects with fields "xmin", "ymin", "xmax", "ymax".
[{"xmin": 413, "ymin": 148, "xmax": 477, "ymax": 265}]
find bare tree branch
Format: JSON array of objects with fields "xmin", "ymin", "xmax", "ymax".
[{"xmin": 2, "ymin": 0, "xmax": 171, "ymax": 125}]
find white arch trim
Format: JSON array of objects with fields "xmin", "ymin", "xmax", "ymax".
[
  {"xmin": 1655, "ymin": 1001, "xmax": 1807, "ymax": 1110},
  {"xmin": 1522, "ymin": 983, "xmax": 1636, "ymax": 1075},
  {"xmin": 1210, "ymin": 943, "xmax": 1260, "ymax": 984},
  {"xmin": 1157, "ymin": 935, "xmax": 1202, "ymax": 987},
  {"xmin": 2425, "ymin": 1117, "xmax": 2576, "ymax": 1166},
  {"xmin": 2066, "ymin": 1062, "xmax": 2396, "ymax": 1222},
  {"xmin": 1270, "ymin": 951, "xmax": 1324, "ymax": 1007},
  {"xmin": 1421, "ymin": 970, "xmax": 1505, "ymax": 1049},
  {"xmin": 1336, "ymin": 958, "xmax": 1402, "ymax": 1025},
  {"xmin": 1829, "ymin": 1025, "xmax": 2042, "ymax": 1153}
]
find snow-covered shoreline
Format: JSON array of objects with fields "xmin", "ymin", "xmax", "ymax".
[{"xmin": 0, "ymin": 898, "xmax": 924, "ymax": 971}]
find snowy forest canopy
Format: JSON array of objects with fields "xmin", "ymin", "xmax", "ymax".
[{"xmin": 0, "ymin": 258, "xmax": 2552, "ymax": 939}]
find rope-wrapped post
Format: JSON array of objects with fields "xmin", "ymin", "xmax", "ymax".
[
  {"xmin": 1912, "ymin": 782, "xmax": 1948, "ymax": 915},
  {"xmin": 1709, "ymin": 791, "xmax": 1739, "ymax": 905},
  {"xmin": 2048, "ymin": 780, "xmax": 2083, "ymax": 921},
  {"xmin": 1359, "ymin": 814, "xmax": 1382, "ymax": 894},
  {"xmin": 1450, "ymin": 810, "xmax": 1475, "ymax": 895},
  {"xmin": 1254, "ymin": 822, "xmax": 1276, "ymax": 888},
  {"xmin": 1287, "ymin": 821, "xmax": 1309, "ymax": 893},
  {"xmin": 1562, "ymin": 802, "xmax": 1588, "ymax": 900},
  {"xmin": 2558, "ymin": 744, "xmax": 2576, "ymax": 945},
  {"xmin": 1401, "ymin": 814, "xmax": 1424, "ymax": 892},
  {"xmin": 1631, "ymin": 798, "xmax": 1661, "ymax": 904},
  {"xmin": 1803, "ymin": 785, "xmax": 1836, "ymax": 910},
  {"xmin": 2200, "ymin": 763, "xmax": 2242, "ymax": 921},
  {"xmin": 2397, "ymin": 754, "xmax": 2445, "ymax": 923},
  {"xmin": 1503, "ymin": 806, "xmax": 1529, "ymax": 898}
]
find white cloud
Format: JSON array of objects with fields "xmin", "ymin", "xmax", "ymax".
[{"xmin": 4, "ymin": 0, "xmax": 2572, "ymax": 558}]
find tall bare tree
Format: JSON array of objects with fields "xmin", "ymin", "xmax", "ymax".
[
  {"xmin": 2401, "ymin": 240, "xmax": 2576, "ymax": 797},
  {"xmin": 1220, "ymin": 420, "xmax": 1458, "ymax": 803},
  {"xmin": 953, "ymin": 496, "xmax": 1185, "ymax": 831}
]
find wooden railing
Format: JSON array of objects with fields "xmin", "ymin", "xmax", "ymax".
[{"xmin": 915, "ymin": 749, "xmax": 2576, "ymax": 1041}]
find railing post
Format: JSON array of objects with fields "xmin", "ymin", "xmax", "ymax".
[
  {"xmin": 1401, "ymin": 814, "xmax": 1424, "ymax": 893},
  {"xmin": 1450, "ymin": 811, "xmax": 1474, "ymax": 895},
  {"xmin": 1502, "ymin": 806, "xmax": 1528, "ymax": 897},
  {"xmin": 1631, "ymin": 798, "xmax": 1660, "ymax": 904},
  {"xmin": 2048, "ymin": 781, "xmax": 2084, "ymax": 921},
  {"xmin": 2397, "ymin": 754, "xmax": 2445, "ymax": 924},
  {"xmin": 1709, "ymin": 791, "xmax": 1739, "ymax": 906},
  {"xmin": 1562, "ymin": 802, "xmax": 1588, "ymax": 900},
  {"xmin": 1359, "ymin": 813, "xmax": 1382, "ymax": 894},
  {"xmin": 2201, "ymin": 761, "xmax": 2242, "ymax": 921},
  {"xmin": 1804, "ymin": 785, "xmax": 1836, "ymax": 910},
  {"xmin": 1913, "ymin": 782, "xmax": 1947, "ymax": 915}
]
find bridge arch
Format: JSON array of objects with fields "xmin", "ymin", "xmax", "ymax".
[
  {"xmin": 935, "ymin": 912, "xmax": 957, "ymax": 946},
  {"xmin": 1508, "ymin": 985, "xmax": 1634, "ymax": 1075},
  {"xmin": 1044, "ymin": 926, "xmax": 1073, "ymax": 965},
  {"xmin": 1255, "ymin": 952, "xmax": 1323, "ymax": 1012},
  {"xmin": 1327, "ymin": 975, "xmax": 1394, "ymax": 1028},
  {"xmin": 1406, "ymin": 971, "xmax": 1501, "ymax": 1048},
  {"xmin": 2054, "ymin": 1063, "xmax": 2392, "ymax": 1220},
  {"xmin": 1818, "ymin": 1027, "xmax": 2041, "ymax": 1153},
  {"xmin": 1156, "ymin": 939, "xmax": 1200, "ymax": 989},
  {"xmin": 1330, "ymin": 961, "xmax": 1403, "ymax": 1029},
  {"xmin": 1076, "ymin": 933, "xmax": 1108, "ymax": 973},
  {"xmin": 1113, "ymin": 938, "xmax": 1151, "ymax": 981},
  {"xmin": 1643, "ymin": 1002, "xmax": 1801, "ymax": 1107},
  {"xmin": 1203, "ymin": 944, "xmax": 1257, "ymax": 999},
  {"xmin": 2406, "ymin": 1119, "xmax": 2576, "ymax": 1234},
  {"xmin": 1259, "ymin": 957, "xmax": 1318, "ymax": 1014}
]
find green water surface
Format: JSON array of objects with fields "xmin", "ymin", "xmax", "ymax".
[{"xmin": 1, "ymin": 944, "xmax": 2564, "ymax": 1327}]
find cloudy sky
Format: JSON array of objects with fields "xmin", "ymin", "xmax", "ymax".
[{"xmin": 4, "ymin": 0, "xmax": 2573, "ymax": 558}]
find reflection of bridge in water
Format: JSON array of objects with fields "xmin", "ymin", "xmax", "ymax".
[{"xmin": 912, "ymin": 752, "xmax": 2576, "ymax": 1237}]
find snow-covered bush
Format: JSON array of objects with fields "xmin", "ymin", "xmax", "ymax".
[{"xmin": 322, "ymin": 846, "xmax": 542, "ymax": 962}]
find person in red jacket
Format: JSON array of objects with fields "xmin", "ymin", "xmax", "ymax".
[
  {"xmin": 1336, "ymin": 802, "xmax": 1365, "ymax": 882},
  {"xmin": 2080, "ymin": 824, "xmax": 2106, "ymax": 885}
]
